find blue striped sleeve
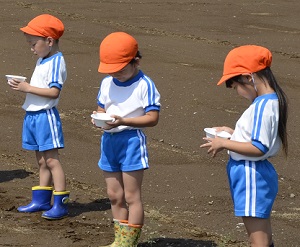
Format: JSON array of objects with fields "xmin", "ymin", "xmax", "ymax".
[
  {"xmin": 143, "ymin": 75, "xmax": 160, "ymax": 111},
  {"xmin": 51, "ymin": 55, "xmax": 62, "ymax": 83},
  {"xmin": 251, "ymin": 98, "xmax": 269, "ymax": 153}
]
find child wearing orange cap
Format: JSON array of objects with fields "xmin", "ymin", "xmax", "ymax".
[
  {"xmin": 201, "ymin": 45, "xmax": 288, "ymax": 247},
  {"xmin": 92, "ymin": 32, "xmax": 161, "ymax": 247},
  {"xmin": 9, "ymin": 14, "xmax": 70, "ymax": 220}
]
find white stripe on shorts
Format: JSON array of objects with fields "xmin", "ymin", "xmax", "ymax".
[
  {"xmin": 46, "ymin": 109, "xmax": 61, "ymax": 148},
  {"xmin": 137, "ymin": 130, "xmax": 148, "ymax": 169},
  {"xmin": 245, "ymin": 161, "xmax": 250, "ymax": 216},
  {"xmin": 245, "ymin": 161, "xmax": 257, "ymax": 217},
  {"xmin": 251, "ymin": 161, "xmax": 257, "ymax": 217}
]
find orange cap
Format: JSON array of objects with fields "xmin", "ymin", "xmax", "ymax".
[
  {"xmin": 98, "ymin": 32, "xmax": 138, "ymax": 73},
  {"xmin": 217, "ymin": 45, "xmax": 272, "ymax": 85},
  {"xmin": 20, "ymin": 14, "xmax": 64, "ymax": 40}
]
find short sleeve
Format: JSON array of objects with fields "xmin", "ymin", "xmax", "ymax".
[
  {"xmin": 251, "ymin": 99, "xmax": 278, "ymax": 154},
  {"xmin": 141, "ymin": 75, "xmax": 161, "ymax": 112}
]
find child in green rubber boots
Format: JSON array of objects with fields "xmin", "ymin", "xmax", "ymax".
[
  {"xmin": 92, "ymin": 32, "xmax": 161, "ymax": 246},
  {"xmin": 10, "ymin": 14, "xmax": 70, "ymax": 220}
]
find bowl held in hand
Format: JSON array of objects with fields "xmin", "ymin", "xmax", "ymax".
[
  {"xmin": 91, "ymin": 113, "xmax": 115, "ymax": 128},
  {"xmin": 204, "ymin": 128, "xmax": 231, "ymax": 139}
]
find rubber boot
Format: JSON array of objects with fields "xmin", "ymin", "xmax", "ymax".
[
  {"xmin": 119, "ymin": 223, "xmax": 142, "ymax": 247},
  {"xmin": 41, "ymin": 190, "xmax": 70, "ymax": 220},
  {"xmin": 99, "ymin": 219, "xmax": 128, "ymax": 247},
  {"xmin": 17, "ymin": 186, "xmax": 53, "ymax": 213}
]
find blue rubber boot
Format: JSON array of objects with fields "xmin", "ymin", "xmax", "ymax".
[
  {"xmin": 17, "ymin": 186, "xmax": 53, "ymax": 213},
  {"xmin": 41, "ymin": 190, "xmax": 70, "ymax": 220}
]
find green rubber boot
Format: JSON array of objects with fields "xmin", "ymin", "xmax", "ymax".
[
  {"xmin": 99, "ymin": 219, "xmax": 128, "ymax": 247},
  {"xmin": 119, "ymin": 223, "xmax": 142, "ymax": 247}
]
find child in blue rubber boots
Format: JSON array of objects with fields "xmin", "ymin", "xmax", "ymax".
[
  {"xmin": 9, "ymin": 14, "xmax": 70, "ymax": 220},
  {"xmin": 92, "ymin": 32, "xmax": 161, "ymax": 247}
]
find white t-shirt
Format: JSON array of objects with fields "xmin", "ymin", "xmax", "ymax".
[
  {"xmin": 22, "ymin": 52, "xmax": 67, "ymax": 111},
  {"xmin": 97, "ymin": 70, "xmax": 161, "ymax": 133},
  {"xmin": 229, "ymin": 93, "xmax": 281, "ymax": 161}
]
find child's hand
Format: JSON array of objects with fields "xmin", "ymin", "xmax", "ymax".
[
  {"xmin": 9, "ymin": 79, "xmax": 30, "ymax": 93},
  {"xmin": 103, "ymin": 115, "xmax": 123, "ymax": 129},
  {"xmin": 200, "ymin": 137, "xmax": 227, "ymax": 157},
  {"xmin": 91, "ymin": 111, "xmax": 97, "ymax": 126}
]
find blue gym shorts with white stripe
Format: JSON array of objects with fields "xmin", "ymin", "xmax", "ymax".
[
  {"xmin": 227, "ymin": 157, "xmax": 278, "ymax": 218},
  {"xmin": 22, "ymin": 107, "xmax": 64, "ymax": 151},
  {"xmin": 98, "ymin": 129, "xmax": 149, "ymax": 172}
]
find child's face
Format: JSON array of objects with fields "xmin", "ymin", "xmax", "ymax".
[
  {"xmin": 108, "ymin": 62, "xmax": 139, "ymax": 82},
  {"xmin": 24, "ymin": 34, "xmax": 51, "ymax": 58},
  {"xmin": 231, "ymin": 79, "xmax": 257, "ymax": 102}
]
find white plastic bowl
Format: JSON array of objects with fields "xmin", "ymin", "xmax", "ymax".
[
  {"xmin": 5, "ymin": 75, "xmax": 27, "ymax": 81},
  {"xmin": 91, "ymin": 113, "xmax": 115, "ymax": 128},
  {"xmin": 204, "ymin": 128, "xmax": 232, "ymax": 139},
  {"xmin": 5, "ymin": 75, "xmax": 27, "ymax": 85}
]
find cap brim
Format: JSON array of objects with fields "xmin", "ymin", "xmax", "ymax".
[
  {"xmin": 20, "ymin": 26, "xmax": 45, "ymax": 37},
  {"xmin": 98, "ymin": 62, "xmax": 129, "ymax": 74},
  {"xmin": 216, "ymin": 73, "xmax": 242, "ymax": 86}
]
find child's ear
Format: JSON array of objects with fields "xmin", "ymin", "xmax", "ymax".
[
  {"xmin": 46, "ymin": 37, "xmax": 55, "ymax": 45},
  {"xmin": 134, "ymin": 57, "xmax": 140, "ymax": 66},
  {"xmin": 242, "ymin": 73, "xmax": 252, "ymax": 82}
]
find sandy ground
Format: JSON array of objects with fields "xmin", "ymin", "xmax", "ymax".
[{"xmin": 1, "ymin": 0, "xmax": 300, "ymax": 246}]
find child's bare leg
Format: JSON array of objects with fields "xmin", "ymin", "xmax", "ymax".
[
  {"xmin": 103, "ymin": 171, "xmax": 128, "ymax": 220},
  {"xmin": 242, "ymin": 216, "xmax": 273, "ymax": 247},
  {"xmin": 43, "ymin": 149, "xmax": 66, "ymax": 191},
  {"xmin": 36, "ymin": 151, "xmax": 52, "ymax": 186},
  {"xmin": 123, "ymin": 170, "xmax": 144, "ymax": 225}
]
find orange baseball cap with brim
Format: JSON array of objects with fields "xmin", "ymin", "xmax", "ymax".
[
  {"xmin": 98, "ymin": 32, "xmax": 138, "ymax": 74},
  {"xmin": 20, "ymin": 14, "xmax": 64, "ymax": 40},
  {"xmin": 217, "ymin": 45, "xmax": 272, "ymax": 85}
]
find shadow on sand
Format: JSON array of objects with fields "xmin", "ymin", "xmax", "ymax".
[
  {"xmin": 68, "ymin": 201, "xmax": 218, "ymax": 246},
  {"xmin": 68, "ymin": 198, "xmax": 111, "ymax": 217},
  {"xmin": 0, "ymin": 169, "xmax": 33, "ymax": 183},
  {"xmin": 138, "ymin": 237, "xmax": 217, "ymax": 246}
]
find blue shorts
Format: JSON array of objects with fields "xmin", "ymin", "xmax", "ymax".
[
  {"xmin": 22, "ymin": 108, "xmax": 64, "ymax": 151},
  {"xmin": 98, "ymin": 129, "xmax": 149, "ymax": 172},
  {"xmin": 227, "ymin": 157, "xmax": 278, "ymax": 218}
]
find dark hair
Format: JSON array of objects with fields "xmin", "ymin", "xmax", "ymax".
[
  {"xmin": 225, "ymin": 75, "xmax": 244, "ymax": 88},
  {"xmin": 256, "ymin": 67, "xmax": 288, "ymax": 156},
  {"xmin": 226, "ymin": 68, "xmax": 288, "ymax": 156},
  {"xmin": 129, "ymin": 51, "xmax": 142, "ymax": 65}
]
